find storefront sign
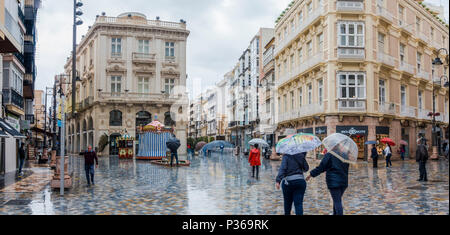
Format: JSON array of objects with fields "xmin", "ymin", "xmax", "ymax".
[
  {"xmin": 336, "ymin": 126, "xmax": 368, "ymax": 136},
  {"xmin": 6, "ymin": 116, "xmax": 20, "ymax": 132},
  {"xmin": 376, "ymin": 126, "xmax": 390, "ymax": 135},
  {"xmin": 315, "ymin": 126, "xmax": 327, "ymax": 135},
  {"xmin": 284, "ymin": 128, "xmax": 296, "ymax": 136},
  {"xmin": 297, "ymin": 128, "xmax": 313, "ymax": 134}
]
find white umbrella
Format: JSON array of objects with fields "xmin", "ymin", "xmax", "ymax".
[
  {"xmin": 248, "ymin": 138, "xmax": 269, "ymax": 148},
  {"xmin": 322, "ymin": 133, "xmax": 358, "ymax": 164}
]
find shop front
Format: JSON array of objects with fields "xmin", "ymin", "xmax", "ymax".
[
  {"xmin": 376, "ymin": 126, "xmax": 390, "ymax": 156},
  {"xmin": 336, "ymin": 126, "xmax": 368, "ymax": 161},
  {"xmin": 315, "ymin": 126, "xmax": 328, "ymax": 159},
  {"xmin": 297, "ymin": 128, "xmax": 313, "ymax": 134}
]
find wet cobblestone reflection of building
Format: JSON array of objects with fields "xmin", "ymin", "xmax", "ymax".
[{"xmin": 0, "ymin": 153, "xmax": 448, "ymax": 215}]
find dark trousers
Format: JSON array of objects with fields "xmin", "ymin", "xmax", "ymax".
[
  {"xmin": 282, "ymin": 179, "xmax": 307, "ymax": 215},
  {"xmin": 170, "ymin": 151, "xmax": 179, "ymax": 166},
  {"xmin": 386, "ymin": 155, "xmax": 392, "ymax": 167},
  {"xmin": 252, "ymin": 166, "xmax": 259, "ymax": 178},
  {"xmin": 18, "ymin": 158, "xmax": 25, "ymax": 174},
  {"xmin": 401, "ymin": 152, "xmax": 405, "ymax": 160},
  {"xmin": 419, "ymin": 161, "xmax": 428, "ymax": 181},
  {"xmin": 329, "ymin": 187, "xmax": 347, "ymax": 215},
  {"xmin": 85, "ymin": 164, "xmax": 95, "ymax": 185},
  {"xmin": 372, "ymin": 158, "xmax": 378, "ymax": 168}
]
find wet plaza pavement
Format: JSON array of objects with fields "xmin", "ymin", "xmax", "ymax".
[{"xmin": 0, "ymin": 152, "xmax": 448, "ymax": 215}]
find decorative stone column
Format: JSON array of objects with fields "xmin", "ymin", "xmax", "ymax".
[{"xmin": 50, "ymin": 156, "xmax": 72, "ymax": 189}]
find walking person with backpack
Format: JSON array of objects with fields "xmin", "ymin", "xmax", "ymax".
[
  {"xmin": 416, "ymin": 139, "xmax": 429, "ymax": 182},
  {"xmin": 276, "ymin": 152, "xmax": 309, "ymax": 215},
  {"xmin": 384, "ymin": 144, "xmax": 393, "ymax": 167}
]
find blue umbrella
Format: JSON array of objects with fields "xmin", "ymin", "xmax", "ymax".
[
  {"xmin": 365, "ymin": 141, "xmax": 377, "ymax": 145},
  {"xmin": 202, "ymin": 141, "xmax": 234, "ymax": 151}
]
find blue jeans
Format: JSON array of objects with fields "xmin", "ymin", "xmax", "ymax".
[
  {"xmin": 85, "ymin": 164, "xmax": 95, "ymax": 185},
  {"xmin": 401, "ymin": 152, "xmax": 405, "ymax": 160},
  {"xmin": 18, "ymin": 158, "xmax": 25, "ymax": 174},
  {"xmin": 386, "ymin": 154, "xmax": 392, "ymax": 167},
  {"xmin": 282, "ymin": 179, "xmax": 307, "ymax": 215},
  {"xmin": 170, "ymin": 151, "xmax": 179, "ymax": 166},
  {"xmin": 329, "ymin": 187, "xmax": 347, "ymax": 215}
]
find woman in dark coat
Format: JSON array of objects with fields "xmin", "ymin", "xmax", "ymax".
[
  {"xmin": 371, "ymin": 145, "xmax": 378, "ymax": 168},
  {"xmin": 306, "ymin": 151, "xmax": 349, "ymax": 215},
  {"xmin": 276, "ymin": 152, "xmax": 309, "ymax": 215}
]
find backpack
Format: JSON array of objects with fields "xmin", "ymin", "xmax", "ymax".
[{"xmin": 417, "ymin": 145, "xmax": 428, "ymax": 161}]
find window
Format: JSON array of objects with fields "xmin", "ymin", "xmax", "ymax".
[
  {"xmin": 418, "ymin": 90, "xmax": 423, "ymax": 111},
  {"xmin": 11, "ymin": 67, "xmax": 23, "ymax": 95},
  {"xmin": 338, "ymin": 72, "xmax": 366, "ymax": 108},
  {"xmin": 89, "ymin": 43, "xmax": 94, "ymax": 65},
  {"xmin": 308, "ymin": 83, "xmax": 312, "ymax": 105},
  {"xmin": 290, "ymin": 54, "xmax": 295, "ymax": 70},
  {"xmin": 338, "ymin": 21, "xmax": 365, "ymax": 47},
  {"xmin": 298, "ymin": 87, "xmax": 303, "ymax": 107},
  {"xmin": 379, "ymin": 80, "xmax": 386, "ymax": 105},
  {"xmin": 138, "ymin": 77, "xmax": 150, "ymax": 94},
  {"xmin": 278, "ymin": 97, "xmax": 281, "ymax": 113},
  {"xmin": 266, "ymin": 99, "xmax": 270, "ymax": 113},
  {"xmin": 164, "ymin": 78, "xmax": 175, "ymax": 94},
  {"xmin": 111, "ymin": 38, "xmax": 122, "ymax": 56},
  {"xmin": 110, "ymin": 110, "xmax": 122, "ymax": 126},
  {"xmin": 318, "ymin": 0, "xmax": 322, "ymax": 7},
  {"xmin": 111, "ymin": 76, "xmax": 121, "ymax": 96},
  {"xmin": 377, "ymin": 0, "xmax": 384, "ymax": 13},
  {"xmin": 291, "ymin": 20, "xmax": 295, "ymax": 32},
  {"xmin": 284, "ymin": 60, "xmax": 287, "ymax": 75},
  {"xmin": 430, "ymin": 27, "xmax": 434, "ymax": 40},
  {"xmin": 399, "ymin": 43, "xmax": 405, "ymax": 65},
  {"xmin": 417, "ymin": 52, "xmax": 422, "ymax": 72},
  {"xmin": 317, "ymin": 33, "xmax": 323, "ymax": 52},
  {"xmin": 284, "ymin": 27, "xmax": 288, "ymax": 39},
  {"xmin": 398, "ymin": 5, "xmax": 404, "ymax": 26},
  {"xmin": 291, "ymin": 91, "xmax": 295, "ymax": 109},
  {"xmin": 165, "ymin": 42, "xmax": 175, "ymax": 57},
  {"xmin": 378, "ymin": 33, "xmax": 385, "ymax": 53},
  {"xmin": 401, "ymin": 86, "xmax": 406, "ymax": 111},
  {"xmin": 307, "ymin": 41, "xmax": 312, "ymax": 57},
  {"xmin": 138, "ymin": 39, "xmax": 150, "ymax": 54},
  {"xmin": 318, "ymin": 79, "xmax": 323, "ymax": 105},
  {"xmin": 416, "ymin": 17, "xmax": 421, "ymax": 33},
  {"xmin": 299, "ymin": 11, "xmax": 303, "ymax": 25},
  {"xmin": 283, "ymin": 94, "xmax": 287, "ymax": 112},
  {"xmin": 298, "ymin": 48, "xmax": 303, "ymax": 63},
  {"xmin": 307, "ymin": 2, "xmax": 312, "ymax": 13}
]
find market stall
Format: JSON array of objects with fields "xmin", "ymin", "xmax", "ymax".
[
  {"xmin": 136, "ymin": 121, "xmax": 172, "ymax": 160},
  {"xmin": 117, "ymin": 133, "xmax": 135, "ymax": 159}
]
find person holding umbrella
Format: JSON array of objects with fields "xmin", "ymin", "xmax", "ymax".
[
  {"xmin": 306, "ymin": 133, "xmax": 358, "ymax": 215},
  {"xmin": 166, "ymin": 134, "xmax": 181, "ymax": 167},
  {"xmin": 384, "ymin": 144, "xmax": 393, "ymax": 167}
]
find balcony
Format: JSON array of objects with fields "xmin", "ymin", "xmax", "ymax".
[
  {"xmin": 275, "ymin": 6, "xmax": 324, "ymax": 56},
  {"xmin": 377, "ymin": 52, "xmax": 396, "ymax": 67},
  {"xmin": 277, "ymin": 53, "xmax": 323, "ymax": 87},
  {"xmin": 435, "ymin": 115, "xmax": 445, "ymax": 123},
  {"xmin": 99, "ymin": 92, "xmax": 181, "ymax": 104},
  {"xmin": 399, "ymin": 63, "xmax": 415, "ymax": 75},
  {"xmin": 418, "ymin": 32, "xmax": 429, "ymax": 44},
  {"xmin": 336, "ymin": 1, "xmax": 364, "ymax": 12},
  {"xmin": 399, "ymin": 24, "xmax": 414, "ymax": 35},
  {"xmin": 83, "ymin": 96, "xmax": 94, "ymax": 109},
  {"xmin": 111, "ymin": 52, "xmax": 122, "ymax": 58},
  {"xmin": 338, "ymin": 48, "xmax": 365, "ymax": 60},
  {"xmin": 338, "ymin": 100, "xmax": 366, "ymax": 112},
  {"xmin": 416, "ymin": 70, "xmax": 430, "ymax": 80},
  {"xmin": 96, "ymin": 15, "xmax": 187, "ymax": 30},
  {"xmin": 400, "ymin": 106, "xmax": 417, "ymax": 118},
  {"xmin": 418, "ymin": 109, "xmax": 432, "ymax": 120},
  {"xmin": 132, "ymin": 53, "xmax": 156, "ymax": 63},
  {"xmin": 378, "ymin": 102, "xmax": 396, "ymax": 115},
  {"xmin": 75, "ymin": 102, "xmax": 83, "ymax": 112},
  {"xmin": 278, "ymin": 104, "xmax": 325, "ymax": 123},
  {"xmin": 2, "ymin": 89, "xmax": 24, "ymax": 110},
  {"xmin": 377, "ymin": 8, "xmax": 394, "ymax": 24},
  {"xmin": 165, "ymin": 56, "xmax": 176, "ymax": 63}
]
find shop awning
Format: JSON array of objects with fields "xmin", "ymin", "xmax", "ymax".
[
  {"xmin": 0, "ymin": 130, "xmax": 8, "ymax": 138},
  {"xmin": 0, "ymin": 118, "xmax": 26, "ymax": 139}
]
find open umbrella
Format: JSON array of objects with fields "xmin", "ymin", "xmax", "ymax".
[
  {"xmin": 202, "ymin": 140, "xmax": 234, "ymax": 152},
  {"xmin": 166, "ymin": 136, "xmax": 181, "ymax": 152},
  {"xmin": 365, "ymin": 141, "xmax": 377, "ymax": 145},
  {"xmin": 248, "ymin": 138, "xmax": 269, "ymax": 148},
  {"xmin": 322, "ymin": 133, "xmax": 358, "ymax": 164},
  {"xmin": 276, "ymin": 133, "xmax": 322, "ymax": 155},
  {"xmin": 381, "ymin": 137, "xmax": 396, "ymax": 146},
  {"xmin": 195, "ymin": 141, "xmax": 207, "ymax": 151},
  {"xmin": 399, "ymin": 140, "xmax": 408, "ymax": 146}
]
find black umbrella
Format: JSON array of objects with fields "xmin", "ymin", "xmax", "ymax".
[{"xmin": 166, "ymin": 136, "xmax": 181, "ymax": 152}]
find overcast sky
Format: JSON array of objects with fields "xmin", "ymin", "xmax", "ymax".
[{"xmin": 35, "ymin": 0, "xmax": 449, "ymax": 100}]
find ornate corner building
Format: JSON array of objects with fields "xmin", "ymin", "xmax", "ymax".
[
  {"xmin": 274, "ymin": 0, "xmax": 449, "ymax": 160},
  {"xmin": 63, "ymin": 12, "xmax": 189, "ymax": 156}
]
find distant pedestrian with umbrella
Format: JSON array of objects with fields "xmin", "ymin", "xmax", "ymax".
[
  {"xmin": 416, "ymin": 138, "xmax": 429, "ymax": 182},
  {"xmin": 365, "ymin": 141, "xmax": 378, "ymax": 168},
  {"xmin": 166, "ymin": 134, "xmax": 181, "ymax": 167},
  {"xmin": 249, "ymin": 144, "xmax": 261, "ymax": 179},
  {"xmin": 276, "ymin": 133, "xmax": 321, "ymax": 215},
  {"xmin": 381, "ymin": 138, "xmax": 395, "ymax": 167},
  {"xmin": 306, "ymin": 133, "xmax": 358, "ymax": 215}
]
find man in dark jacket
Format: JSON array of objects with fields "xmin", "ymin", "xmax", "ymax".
[
  {"xmin": 371, "ymin": 145, "xmax": 378, "ymax": 168},
  {"xmin": 306, "ymin": 152, "xmax": 349, "ymax": 215},
  {"xmin": 18, "ymin": 144, "xmax": 26, "ymax": 175},
  {"xmin": 276, "ymin": 153, "xmax": 309, "ymax": 215},
  {"xmin": 79, "ymin": 146, "xmax": 98, "ymax": 186},
  {"xmin": 416, "ymin": 139, "xmax": 429, "ymax": 182},
  {"xmin": 166, "ymin": 134, "xmax": 181, "ymax": 167}
]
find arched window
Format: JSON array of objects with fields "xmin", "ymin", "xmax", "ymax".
[
  {"xmin": 88, "ymin": 117, "xmax": 94, "ymax": 131},
  {"xmin": 136, "ymin": 111, "xmax": 152, "ymax": 127},
  {"xmin": 110, "ymin": 110, "xmax": 122, "ymax": 126},
  {"xmin": 164, "ymin": 111, "xmax": 175, "ymax": 127}
]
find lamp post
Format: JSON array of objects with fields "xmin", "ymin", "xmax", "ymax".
[
  {"xmin": 431, "ymin": 48, "xmax": 449, "ymax": 160},
  {"xmin": 72, "ymin": 0, "xmax": 83, "ymax": 116}
]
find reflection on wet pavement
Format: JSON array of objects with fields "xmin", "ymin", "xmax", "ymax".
[{"xmin": 0, "ymin": 153, "xmax": 448, "ymax": 215}]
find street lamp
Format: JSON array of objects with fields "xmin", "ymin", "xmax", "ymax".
[{"xmin": 72, "ymin": 0, "xmax": 83, "ymax": 116}]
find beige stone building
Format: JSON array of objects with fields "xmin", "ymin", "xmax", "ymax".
[
  {"xmin": 274, "ymin": 0, "xmax": 449, "ymax": 160},
  {"xmin": 63, "ymin": 12, "xmax": 189, "ymax": 156}
]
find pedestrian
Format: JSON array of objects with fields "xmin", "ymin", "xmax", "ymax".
[
  {"xmin": 167, "ymin": 134, "xmax": 180, "ymax": 167},
  {"xmin": 249, "ymin": 144, "xmax": 261, "ymax": 179},
  {"xmin": 400, "ymin": 144, "xmax": 406, "ymax": 161},
  {"xmin": 276, "ymin": 152, "xmax": 309, "ymax": 215},
  {"xmin": 371, "ymin": 144, "xmax": 378, "ymax": 168},
  {"xmin": 18, "ymin": 144, "xmax": 26, "ymax": 175},
  {"xmin": 416, "ymin": 139, "xmax": 429, "ymax": 182},
  {"xmin": 306, "ymin": 144, "xmax": 350, "ymax": 215},
  {"xmin": 384, "ymin": 144, "xmax": 393, "ymax": 167},
  {"xmin": 79, "ymin": 146, "xmax": 98, "ymax": 187}
]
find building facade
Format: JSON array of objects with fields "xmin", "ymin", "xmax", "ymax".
[
  {"xmin": 64, "ymin": 12, "xmax": 190, "ymax": 156},
  {"xmin": 274, "ymin": 0, "xmax": 449, "ymax": 160}
]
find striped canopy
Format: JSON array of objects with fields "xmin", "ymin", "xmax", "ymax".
[{"xmin": 137, "ymin": 132, "xmax": 171, "ymax": 159}]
